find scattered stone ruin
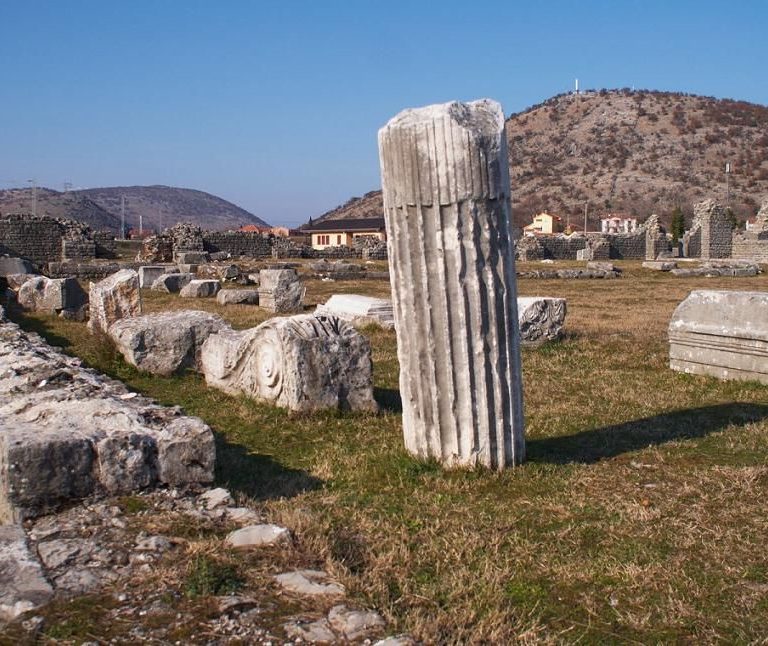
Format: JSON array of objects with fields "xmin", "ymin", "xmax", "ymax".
[
  {"xmin": 682, "ymin": 199, "xmax": 732, "ymax": 259},
  {"xmin": 379, "ymin": 99, "xmax": 525, "ymax": 469},
  {"xmin": 732, "ymin": 200, "xmax": 768, "ymax": 262},
  {"xmin": 0, "ymin": 213, "xmax": 115, "ymax": 266},
  {"xmin": 139, "ymin": 222, "xmax": 390, "ymax": 263}
]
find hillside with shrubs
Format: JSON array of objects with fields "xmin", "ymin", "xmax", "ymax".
[{"xmin": 316, "ymin": 90, "xmax": 768, "ymax": 231}]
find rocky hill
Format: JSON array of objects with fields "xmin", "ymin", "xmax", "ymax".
[
  {"xmin": 0, "ymin": 188, "xmax": 120, "ymax": 231},
  {"xmin": 0, "ymin": 185, "xmax": 270, "ymax": 233},
  {"xmin": 76, "ymin": 185, "xmax": 270, "ymax": 232},
  {"xmin": 313, "ymin": 90, "xmax": 768, "ymax": 230}
]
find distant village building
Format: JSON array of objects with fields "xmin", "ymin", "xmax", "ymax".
[
  {"xmin": 523, "ymin": 212, "xmax": 562, "ymax": 235},
  {"xmin": 600, "ymin": 214, "xmax": 638, "ymax": 234},
  {"xmin": 303, "ymin": 217, "xmax": 386, "ymax": 250}
]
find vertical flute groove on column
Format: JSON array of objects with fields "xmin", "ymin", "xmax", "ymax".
[{"xmin": 378, "ymin": 99, "xmax": 525, "ymax": 469}]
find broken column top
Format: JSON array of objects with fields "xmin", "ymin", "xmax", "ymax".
[{"xmin": 378, "ymin": 99, "xmax": 508, "ymax": 207}]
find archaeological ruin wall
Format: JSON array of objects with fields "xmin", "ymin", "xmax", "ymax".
[{"xmin": 0, "ymin": 214, "xmax": 113, "ymax": 266}]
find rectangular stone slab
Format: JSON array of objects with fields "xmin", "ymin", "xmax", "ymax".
[{"xmin": 669, "ymin": 289, "xmax": 768, "ymax": 384}]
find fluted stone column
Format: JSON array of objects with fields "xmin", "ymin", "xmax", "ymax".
[{"xmin": 378, "ymin": 99, "xmax": 525, "ymax": 469}]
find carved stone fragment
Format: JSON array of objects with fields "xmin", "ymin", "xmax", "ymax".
[
  {"xmin": 669, "ymin": 290, "xmax": 768, "ymax": 384},
  {"xmin": 517, "ymin": 297, "xmax": 567, "ymax": 345},
  {"xmin": 201, "ymin": 313, "xmax": 377, "ymax": 412}
]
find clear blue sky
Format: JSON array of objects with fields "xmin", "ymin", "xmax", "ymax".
[{"xmin": 2, "ymin": 0, "xmax": 766, "ymax": 227}]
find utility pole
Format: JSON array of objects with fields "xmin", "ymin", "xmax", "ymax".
[
  {"xmin": 139, "ymin": 214, "xmax": 143, "ymax": 236},
  {"xmin": 725, "ymin": 162, "xmax": 731, "ymax": 207},
  {"xmin": 120, "ymin": 195, "xmax": 126, "ymax": 240},
  {"xmin": 27, "ymin": 179, "xmax": 37, "ymax": 216}
]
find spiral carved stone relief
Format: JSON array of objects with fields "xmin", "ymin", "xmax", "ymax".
[{"xmin": 201, "ymin": 313, "xmax": 377, "ymax": 413}]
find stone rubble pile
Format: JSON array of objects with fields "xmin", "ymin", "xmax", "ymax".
[{"xmin": 516, "ymin": 267, "xmax": 620, "ymax": 279}]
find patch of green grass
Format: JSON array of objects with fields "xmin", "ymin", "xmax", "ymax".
[
  {"xmin": 184, "ymin": 555, "xmax": 244, "ymax": 598},
  {"xmin": 117, "ymin": 495, "xmax": 150, "ymax": 514}
]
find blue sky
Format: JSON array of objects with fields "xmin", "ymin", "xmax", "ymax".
[{"xmin": 1, "ymin": 1, "xmax": 766, "ymax": 227}]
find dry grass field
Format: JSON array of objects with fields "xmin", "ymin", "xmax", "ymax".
[{"xmin": 6, "ymin": 261, "xmax": 768, "ymax": 643}]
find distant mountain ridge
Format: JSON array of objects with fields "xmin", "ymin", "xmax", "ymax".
[
  {"xmin": 77, "ymin": 185, "xmax": 270, "ymax": 232},
  {"xmin": 0, "ymin": 185, "xmax": 269, "ymax": 233},
  {"xmin": 311, "ymin": 90, "xmax": 768, "ymax": 230},
  {"xmin": 0, "ymin": 188, "xmax": 120, "ymax": 230}
]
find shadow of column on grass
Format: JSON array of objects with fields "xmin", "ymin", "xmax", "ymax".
[
  {"xmin": 374, "ymin": 387, "xmax": 402, "ymax": 413},
  {"xmin": 214, "ymin": 434, "xmax": 323, "ymax": 501},
  {"xmin": 527, "ymin": 403, "xmax": 768, "ymax": 464}
]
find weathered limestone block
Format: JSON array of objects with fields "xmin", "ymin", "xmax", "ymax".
[
  {"xmin": 378, "ymin": 99, "xmax": 525, "ymax": 468},
  {"xmin": 0, "ymin": 524, "xmax": 53, "ymax": 621},
  {"xmin": 517, "ymin": 297, "xmax": 567, "ymax": 345},
  {"xmin": 0, "ymin": 256, "xmax": 35, "ymax": 276},
  {"xmin": 576, "ymin": 248, "xmax": 593, "ymax": 261},
  {"xmin": 175, "ymin": 251, "xmax": 209, "ymax": 264},
  {"xmin": 5, "ymin": 273, "xmax": 37, "ymax": 290},
  {"xmin": 669, "ymin": 290, "xmax": 768, "ymax": 384},
  {"xmin": 315, "ymin": 294, "xmax": 395, "ymax": 330},
  {"xmin": 258, "ymin": 268, "xmax": 305, "ymax": 313},
  {"xmin": 180, "ymin": 279, "xmax": 221, "ymax": 298},
  {"xmin": 643, "ymin": 261, "xmax": 677, "ymax": 271},
  {"xmin": 88, "ymin": 269, "xmax": 141, "ymax": 335},
  {"xmin": 586, "ymin": 261, "xmax": 617, "ymax": 272},
  {"xmin": 201, "ymin": 313, "xmax": 377, "ymax": 413},
  {"xmin": 18, "ymin": 276, "xmax": 87, "ymax": 315},
  {"xmin": 151, "ymin": 272, "xmax": 194, "ymax": 293},
  {"xmin": 177, "ymin": 263, "xmax": 199, "ymax": 274},
  {"xmin": 0, "ymin": 316, "xmax": 215, "ymax": 522},
  {"xmin": 216, "ymin": 288, "xmax": 260, "ymax": 306},
  {"xmin": 138, "ymin": 265, "xmax": 176, "ymax": 288},
  {"xmin": 108, "ymin": 310, "xmax": 230, "ymax": 375}
]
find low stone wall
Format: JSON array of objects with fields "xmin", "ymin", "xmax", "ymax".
[
  {"xmin": 607, "ymin": 232, "xmax": 646, "ymax": 259},
  {"xmin": 731, "ymin": 233, "xmax": 768, "ymax": 262},
  {"xmin": 0, "ymin": 215, "xmax": 64, "ymax": 264},
  {"xmin": 47, "ymin": 262, "xmax": 136, "ymax": 281},
  {"xmin": 0, "ymin": 214, "xmax": 115, "ymax": 265},
  {"xmin": 203, "ymin": 231, "xmax": 272, "ymax": 258},
  {"xmin": 536, "ymin": 236, "xmax": 588, "ymax": 259}
]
